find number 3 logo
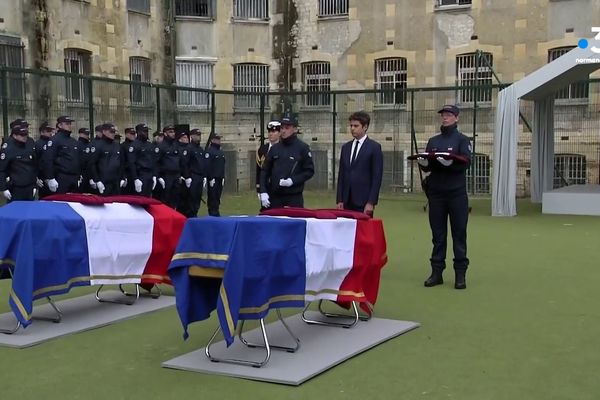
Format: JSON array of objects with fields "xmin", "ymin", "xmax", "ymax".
[{"xmin": 591, "ymin": 27, "xmax": 600, "ymax": 54}]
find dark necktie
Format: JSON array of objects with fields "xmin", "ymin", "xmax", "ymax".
[{"xmin": 351, "ymin": 140, "xmax": 359, "ymax": 164}]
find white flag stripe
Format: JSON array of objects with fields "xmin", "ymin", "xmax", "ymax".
[
  {"xmin": 303, "ymin": 218, "xmax": 357, "ymax": 301},
  {"xmin": 67, "ymin": 203, "xmax": 154, "ymax": 285}
]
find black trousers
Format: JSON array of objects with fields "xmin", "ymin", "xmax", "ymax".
[
  {"xmin": 188, "ymin": 174, "xmax": 205, "ymax": 217},
  {"xmin": 207, "ymin": 178, "xmax": 223, "ymax": 216},
  {"xmin": 100, "ymin": 180, "xmax": 120, "ymax": 196},
  {"xmin": 427, "ymin": 189, "xmax": 469, "ymax": 271},
  {"xmin": 270, "ymin": 192, "xmax": 304, "ymax": 208},
  {"xmin": 137, "ymin": 174, "xmax": 155, "ymax": 197},
  {"xmin": 7, "ymin": 185, "xmax": 36, "ymax": 202},
  {"xmin": 162, "ymin": 174, "xmax": 180, "ymax": 209},
  {"xmin": 56, "ymin": 173, "xmax": 79, "ymax": 194}
]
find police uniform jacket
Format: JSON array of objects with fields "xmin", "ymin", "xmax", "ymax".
[
  {"xmin": 157, "ymin": 137, "xmax": 181, "ymax": 176},
  {"xmin": 89, "ymin": 137, "xmax": 125, "ymax": 183},
  {"xmin": 41, "ymin": 129, "xmax": 82, "ymax": 179},
  {"xmin": 0, "ymin": 137, "xmax": 38, "ymax": 190},
  {"xmin": 421, "ymin": 124, "xmax": 472, "ymax": 193},
  {"xmin": 127, "ymin": 138, "xmax": 158, "ymax": 180},
  {"xmin": 255, "ymin": 143, "xmax": 270, "ymax": 192},
  {"xmin": 184, "ymin": 142, "xmax": 206, "ymax": 178},
  {"xmin": 260, "ymin": 134, "xmax": 314, "ymax": 196},
  {"xmin": 206, "ymin": 144, "xmax": 225, "ymax": 179}
]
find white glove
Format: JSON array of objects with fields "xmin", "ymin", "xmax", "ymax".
[
  {"xmin": 209, "ymin": 178, "xmax": 215, "ymax": 187},
  {"xmin": 158, "ymin": 177, "xmax": 165, "ymax": 189},
  {"xmin": 222, "ymin": 178, "xmax": 225, "ymax": 186},
  {"xmin": 120, "ymin": 179, "xmax": 127, "ymax": 188},
  {"xmin": 89, "ymin": 179, "xmax": 97, "ymax": 189},
  {"xmin": 260, "ymin": 193, "xmax": 270, "ymax": 208},
  {"xmin": 33, "ymin": 188, "xmax": 37, "ymax": 198},
  {"xmin": 437, "ymin": 157, "xmax": 453, "ymax": 167},
  {"xmin": 134, "ymin": 179, "xmax": 143, "ymax": 193},
  {"xmin": 203, "ymin": 177, "xmax": 207, "ymax": 189},
  {"xmin": 417, "ymin": 157, "xmax": 429, "ymax": 167},
  {"xmin": 152, "ymin": 176, "xmax": 157, "ymax": 190},
  {"xmin": 279, "ymin": 178, "xmax": 293, "ymax": 187},
  {"xmin": 47, "ymin": 178, "xmax": 58, "ymax": 193},
  {"xmin": 96, "ymin": 181, "xmax": 106, "ymax": 194},
  {"xmin": 36, "ymin": 178, "xmax": 44, "ymax": 188},
  {"xmin": 2, "ymin": 190, "xmax": 11, "ymax": 201},
  {"xmin": 185, "ymin": 178, "xmax": 192, "ymax": 188},
  {"xmin": 78, "ymin": 176, "xmax": 83, "ymax": 187}
]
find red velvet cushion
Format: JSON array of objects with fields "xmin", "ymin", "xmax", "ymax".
[{"xmin": 260, "ymin": 207, "xmax": 338, "ymax": 219}]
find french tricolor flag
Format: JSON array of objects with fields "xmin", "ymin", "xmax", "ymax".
[{"xmin": 0, "ymin": 195, "xmax": 186, "ymax": 326}]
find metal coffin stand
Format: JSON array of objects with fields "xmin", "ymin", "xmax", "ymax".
[
  {"xmin": 301, "ymin": 300, "xmax": 373, "ymax": 328},
  {"xmin": 0, "ymin": 267, "xmax": 63, "ymax": 335},
  {"xmin": 95, "ymin": 283, "xmax": 162, "ymax": 305}
]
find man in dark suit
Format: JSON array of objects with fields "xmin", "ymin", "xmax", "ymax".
[{"xmin": 336, "ymin": 111, "xmax": 383, "ymax": 216}]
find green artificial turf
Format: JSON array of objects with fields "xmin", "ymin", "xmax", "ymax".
[{"xmin": 0, "ymin": 192, "xmax": 599, "ymax": 400}]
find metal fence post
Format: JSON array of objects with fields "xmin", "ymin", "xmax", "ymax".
[
  {"xmin": 210, "ymin": 91, "xmax": 216, "ymax": 136},
  {"xmin": 471, "ymin": 50, "xmax": 480, "ymax": 196},
  {"xmin": 155, "ymin": 86, "xmax": 161, "ymax": 131},
  {"xmin": 87, "ymin": 77, "xmax": 94, "ymax": 137},
  {"xmin": 259, "ymin": 94, "xmax": 265, "ymax": 146},
  {"xmin": 1, "ymin": 68, "xmax": 8, "ymax": 140},
  {"xmin": 332, "ymin": 92, "xmax": 337, "ymax": 190},
  {"xmin": 410, "ymin": 90, "xmax": 415, "ymax": 192}
]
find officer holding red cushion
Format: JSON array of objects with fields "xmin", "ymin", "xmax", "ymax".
[{"xmin": 417, "ymin": 105, "xmax": 472, "ymax": 290}]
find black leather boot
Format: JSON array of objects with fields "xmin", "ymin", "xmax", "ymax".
[
  {"xmin": 454, "ymin": 270, "xmax": 466, "ymax": 290},
  {"xmin": 424, "ymin": 269, "xmax": 443, "ymax": 287}
]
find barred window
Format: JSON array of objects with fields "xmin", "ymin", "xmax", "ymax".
[
  {"xmin": 176, "ymin": 61, "xmax": 213, "ymax": 109},
  {"xmin": 127, "ymin": 0, "xmax": 150, "ymax": 14},
  {"xmin": 129, "ymin": 57, "xmax": 152, "ymax": 106},
  {"xmin": 175, "ymin": 0, "xmax": 214, "ymax": 18},
  {"xmin": 302, "ymin": 61, "xmax": 331, "ymax": 107},
  {"xmin": 318, "ymin": 0, "xmax": 348, "ymax": 17},
  {"xmin": 233, "ymin": 0, "xmax": 268, "ymax": 20},
  {"xmin": 554, "ymin": 154, "xmax": 586, "ymax": 188},
  {"xmin": 64, "ymin": 48, "xmax": 91, "ymax": 103},
  {"xmin": 0, "ymin": 35, "xmax": 25, "ymax": 102},
  {"xmin": 233, "ymin": 63, "xmax": 269, "ymax": 109},
  {"xmin": 456, "ymin": 52, "xmax": 493, "ymax": 105},
  {"xmin": 548, "ymin": 47, "xmax": 589, "ymax": 101},
  {"xmin": 375, "ymin": 58, "xmax": 407, "ymax": 106},
  {"xmin": 466, "ymin": 153, "xmax": 490, "ymax": 194},
  {"xmin": 436, "ymin": 0, "xmax": 472, "ymax": 7}
]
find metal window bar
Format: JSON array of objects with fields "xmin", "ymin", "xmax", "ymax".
[
  {"xmin": 175, "ymin": 0, "xmax": 212, "ymax": 17},
  {"xmin": 318, "ymin": 0, "xmax": 348, "ymax": 17},
  {"xmin": 465, "ymin": 153, "xmax": 490, "ymax": 194},
  {"xmin": 176, "ymin": 61, "xmax": 213, "ymax": 109},
  {"xmin": 0, "ymin": 36, "xmax": 25, "ymax": 103},
  {"xmin": 233, "ymin": 63, "xmax": 269, "ymax": 109},
  {"xmin": 233, "ymin": 0, "xmax": 268, "ymax": 19},
  {"xmin": 127, "ymin": 0, "xmax": 150, "ymax": 13},
  {"xmin": 553, "ymin": 154, "xmax": 586, "ymax": 188},
  {"xmin": 64, "ymin": 49, "xmax": 90, "ymax": 103},
  {"xmin": 548, "ymin": 47, "xmax": 589, "ymax": 100},
  {"xmin": 438, "ymin": 0, "xmax": 471, "ymax": 5},
  {"xmin": 375, "ymin": 58, "xmax": 407, "ymax": 106},
  {"xmin": 303, "ymin": 62, "xmax": 331, "ymax": 107},
  {"xmin": 456, "ymin": 52, "xmax": 493, "ymax": 104},
  {"xmin": 129, "ymin": 57, "xmax": 151, "ymax": 106}
]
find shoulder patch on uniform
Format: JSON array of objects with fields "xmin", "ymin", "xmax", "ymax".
[
  {"xmin": 1, "ymin": 143, "xmax": 7, "ymax": 149},
  {"xmin": 85, "ymin": 147, "xmax": 90, "ymax": 153},
  {"xmin": 91, "ymin": 147, "xmax": 96, "ymax": 153},
  {"xmin": 205, "ymin": 153, "xmax": 210, "ymax": 158},
  {"xmin": 0, "ymin": 153, "xmax": 5, "ymax": 160},
  {"xmin": 129, "ymin": 146, "xmax": 134, "ymax": 153},
  {"xmin": 154, "ymin": 147, "xmax": 159, "ymax": 153},
  {"xmin": 43, "ymin": 145, "xmax": 47, "ymax": 150},
  {"xmin": 308, "ymin": 151, "xmax": 312, "ymax": 158},
  {"xmin": 47, "ymin": 141, "xmax": 53, "ymax": 147},
  {"xmin": 468, "ymin": 142, "xmax": 473, "ymax": 152},
  {"xmin": 183, "ymin": 150, "xmax": 187, "ymax": 156}
]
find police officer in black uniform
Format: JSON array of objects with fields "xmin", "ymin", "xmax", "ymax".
[
  {"xmin": 182, "ymin": 128, "xmax": 206, "ymax": 217},
  {"xmin": 0, "ymin": 126, "xmax": 38, "ymax": 202},
  {"xmin": 87, "ymin": 125, "xmax": 104, "ymax": 193},
  {"xmin": 121, "ymin": 127, "xmax": 136, "ymax": 194},
  {"xmin": 88, "ymin": 123, "xmax": 125, "ymax": 196},
  {"xmin": 256, "ymin": 121, "xmax": 281, "ymax": 210},
  {"xmin": 259, "ymin": 114, "xmax": 314, "ymax": 209},
  {"xmin": 157, "ymin": 125, "xmax": 182, "ymax": 209},
  {"xmin": 126, "ymin": 123, "xmax": 157, "ymax": 197},
  {"xmin": 205, "ymin": 134, "xmax": 226, "ymax": 216},
  {"xmin": 175, "ymin": 131, "xmax": 194, "ymax": 216},
  {"xmin": 77, "ymin": 127, "xmax": 92, "ymax": 193},
  {"xmin": 41, "ymin": 115, "xmax": 82, "ymax": 194},
  {"xmin": 418, "ymin": 105, "xmax": 472, "ymax": 290},
  {"xmin": 34, "ymin": 122, "xmax": 55, "ymax": 197}
]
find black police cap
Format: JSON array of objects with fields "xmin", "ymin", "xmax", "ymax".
[
  {"xmin": 57, "ymin": 115, "xmax": 75, "ymax": 124},
  {"xmin": 437, "ymin": 104, "xmax": 460, "ymax": 116}
]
